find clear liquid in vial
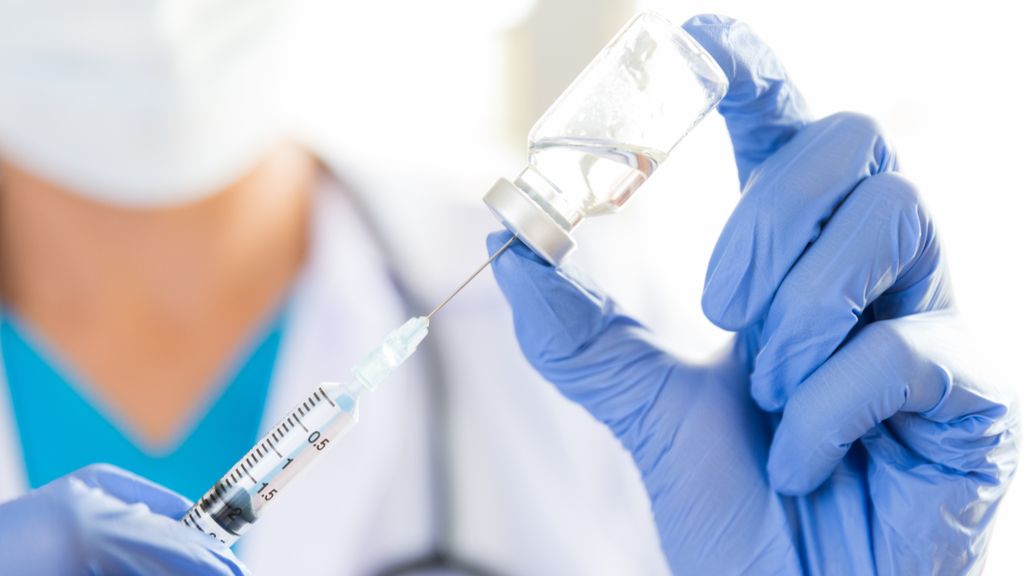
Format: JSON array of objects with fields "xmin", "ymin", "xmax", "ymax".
[{"xmin": 527, "ymin": 137, "xmax": 667, "ymax": 225}]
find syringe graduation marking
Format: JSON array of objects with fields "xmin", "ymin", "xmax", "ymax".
[
  {"xmin": 318, "ymin": 386, "xmax": 336, "ymax": 407},
  {"xmin": 243, "ymin": 463, "xmax": 256, "ymax": 484}
]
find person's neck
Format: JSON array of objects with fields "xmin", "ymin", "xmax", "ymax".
[
  {"xmin": 0, "ymin": 142, "xmax": 317, "ymax": 446},
  {"xmin": 0, "ymin": 142, "xmax": 315, "ymax": 327}
]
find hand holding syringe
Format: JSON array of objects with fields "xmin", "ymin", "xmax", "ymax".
[{"xmin": 182, "ymin": 237, "xmax": 516, "ymax": 545}]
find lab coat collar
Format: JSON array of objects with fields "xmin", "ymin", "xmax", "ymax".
[{"xmin": 0, "ymin": 313, "xmax": 26, "ymax": 500}]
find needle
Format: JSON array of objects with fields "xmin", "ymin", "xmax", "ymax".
[{"xmin": 426, "ymin": 235, "xmax": 517, "ymax": 320}]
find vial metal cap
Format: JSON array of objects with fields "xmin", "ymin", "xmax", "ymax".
[{"xmin": 483, "ymin": 178, "xmax": 576, "ymax": 266}]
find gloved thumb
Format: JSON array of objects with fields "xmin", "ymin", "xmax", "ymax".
[
  {"xmin": 72, "ymin": 463, "xmax": 192, "ymax": 518},
  {"xmin": 487, "ymin": 231, "xmax": 688, "ymax": 455}
]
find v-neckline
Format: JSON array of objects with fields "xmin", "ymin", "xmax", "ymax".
[{"xmin": 0, "ymin": 304, "xmax": 289, "ymax": 457}]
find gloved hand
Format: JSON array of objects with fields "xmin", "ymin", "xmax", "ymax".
[
  {"xmin": 488, "ymin": 14, "xmax": 1017, "ymax": 575},
  {"xmin": 0, "ymin": 463, "xmax": 249, "ymax": 575}
]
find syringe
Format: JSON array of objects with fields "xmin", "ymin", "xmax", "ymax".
[
  {"xmin": 181, "ymin": 236, "xmax": 516, "ymax": 545},
  {"xmin": 181, "ymin": 316, "xmax": 430, "ymax": 545}
]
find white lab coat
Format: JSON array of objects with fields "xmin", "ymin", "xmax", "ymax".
[{"xmin": 0, "ymin": 161, "xmax": 670, "ymax": 575}]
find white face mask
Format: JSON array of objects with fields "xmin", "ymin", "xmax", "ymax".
[{"xmin": 0, "ymin": 0, "xmax": 286, "ymax": 208}]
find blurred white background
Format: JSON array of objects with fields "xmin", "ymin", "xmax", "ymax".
[{"xmin": 278, "ymin": 0, "xmax": 1023, "ymax": 572}]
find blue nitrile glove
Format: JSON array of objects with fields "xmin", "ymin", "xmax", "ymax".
[
  {"xmin": 487, "ymin": 14, "xmax": 1017, "ymax": 575},
  {"xmin": 0, "ymin": 464, "xmax": 248, "ymax": 575}
]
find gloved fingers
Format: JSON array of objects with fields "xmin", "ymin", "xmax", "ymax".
[
  {"xmin": 751, "ymin": 172, "xmax": 952, "ymax": 410},
  {"xmin": 72, "ymin": 463, "xmax": 193, "ymax": 518},
  {"xmin": 8, "ymin": 469, "xmax": 249, "ymax": 575},
  {"xmin": 702, "ymin": 112, "xmax": 898, "ymax": 330},
  {"xmin": 766, "ymin": 312, "xmax": 1009, "ymax": 495},
  {"xmin": 80, "ymin": 486, "xmax": 250, "ymax": 576},
  {"xmin": 682, "ymin": 14, "xmax": 813, "ymax": 187},
  {"xmin": 487, "ymin": 231, "xmax": 697, "ymax": 453},
  {"xmin": 0, "ymin": 486, "xmax": 79, "ymax": 573}
]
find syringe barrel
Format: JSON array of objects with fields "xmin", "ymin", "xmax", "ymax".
[{"xmin": 181, "ymin": 381, "xmax": 361, "ymax": 545}]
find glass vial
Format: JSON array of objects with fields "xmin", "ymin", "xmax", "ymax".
[{"xmin": 484, "ymin": 11, "xmax": 728, "ymax": 265}]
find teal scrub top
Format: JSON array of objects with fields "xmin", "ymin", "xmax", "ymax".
[{"xmin": 1, "ymin": 310, "xmax": 286, "ymax": 501}]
